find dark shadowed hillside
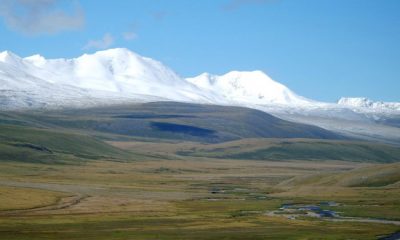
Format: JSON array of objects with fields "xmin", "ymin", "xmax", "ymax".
[{"xmin": 17, "ymin": 102, "xmax": 344, "ymax": 143}]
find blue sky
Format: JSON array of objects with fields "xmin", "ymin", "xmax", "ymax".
[{"xmin": 0, "ymin": 0, "xmax": 399, "ymax": 102}]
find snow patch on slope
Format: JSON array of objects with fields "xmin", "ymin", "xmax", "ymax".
[{"xmin": 338, "ymin": 97, "xmax": 400, "ymax": 112}]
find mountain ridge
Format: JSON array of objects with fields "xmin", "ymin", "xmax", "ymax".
[
  {"xmin": 186, "ymin": 70, "xmax": 315, "ymax": 106},
  {"xmin": 338, "ymin": 97, "xmax": 400, "ymax": 112},
  {"xmin": 1, "ymin": 48, "xmax": 398, "ymax": 113},
  {"xmin": 1, "ymin": 48, "xmax": 399, "ymax": 144}
]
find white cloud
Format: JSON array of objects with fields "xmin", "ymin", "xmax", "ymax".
[
  {"xmin": 122, "ymin": 32, "xmax": 137, "ymax": 41},
  {"xmin": 83, "ymin": 33, "xmax": 114, "ymax": 50},
  {"xmin": 0, "ymin": 0, "xmax": 85, "ymax": 35}
]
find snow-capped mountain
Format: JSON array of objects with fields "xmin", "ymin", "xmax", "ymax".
[
  {"xmin": 0, "ymin": 48, "xmax": 218, "ymax": 110},
  {"xmin": 338, "ymin": 97, "xmax": 400, "ymax": 113},
  {"xmin": 1, "ymin": 48, "xmax": 398, "ymax": 114},
  {"xmin": 1, "ymin": 48, "xmax": 399, "ymax": 144},
  {"xmin": 186, "ymin": 71, "xmax": 314, "ymax": 106}
]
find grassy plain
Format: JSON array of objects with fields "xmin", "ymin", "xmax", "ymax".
[
  {"xmin": 0, "ymin": 154, "xmax": 399, "ymax": 239},
  {"xmin": 0, "ymin": 104, "xmax": 399, "ymax": 239}
]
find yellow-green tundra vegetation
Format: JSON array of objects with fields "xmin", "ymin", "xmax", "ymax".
[
  {"xmin": 0, "ymin": 104, "xmax": 399, "ymax": 239},
  {"xmin": 0, "ymin": 153, "xmax": 399, "ymax": 239}
]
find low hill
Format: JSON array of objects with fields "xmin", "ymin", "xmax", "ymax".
[
  {"xmin": 174, "ymin": 138, "xmax": 400, "ymax": 163},
  {"xmin": 280, "ymin": 162, "xmax": 400, "ymax": 187},
  {"xmin": 20, "ymin": 102, "xmax": 344, "ymax": 143},
  {"xmin": 2, "ymin": 102, "xmax": 399, "ymax": 164},
  {"xmin": 0, "ymin": 124, "xmax": 128, "ymax": 163}
]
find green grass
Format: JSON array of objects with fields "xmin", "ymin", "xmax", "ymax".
[
  {"xmin": 177, "ymin": 138, "xmax": 400, "ymax": 163},
  {"xmin": 0, "ymin": 186, "xmax": 67, "ymax": 211},
  {"xmin": 13, "ymin": 102, "xmax": 343, "ymax": 143},
  {"xmin": 0, "ymin": 213, "xmax": 397, "ymax": 240},
  {"xmin": 0, "ymin": 124, "xmax": 129, "ymax": 163},
  {"xmin": 281, "ymin": 162, "xmax": 400, "ymax": 187},
  {"xmin": 2, "ymin": 104, "xmax": 399, "ymax": 163},
  {"xmin": 0, "ymin": 105, "xmax": 400, "ymax": 239},
  {"xmin": 0, "ymin": 158, "xmax": 398, "ymax": 239}
]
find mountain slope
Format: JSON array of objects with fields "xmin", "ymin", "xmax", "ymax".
[
  {"xmin": 0, "ymin": 124, "xmax": 129, "ymax": 163},
  {"xmin": 1, "ymin": 48, "xmax": 399, "ymax": 144},
  {"xmin": 338, "ymin": 97, "xmax": 400, "ymax": 113},
  {"xmin": 22, "ymin": 48, "xmax": 212, "ymax": 101},
  {"xmin": 186, "ymin": 71, "xmax": 314, "ymax": 106},
  {"xmin": 11, "ymin": 102, "xmax": 344, "ymax": 143},
  {"xmin": 1, "ymin": 103, "xmax": 400, "ymax": 165},
  {"xmin": 1, "ymin": 48, "xmax": 398, "ymax": 114},
  {"xmin": 0, "ymin": 49, "xmax": 217, "ymax": 110},
  {"xmin": 175, "ymin": 138, "xmax": 400, "ymax": 163}
]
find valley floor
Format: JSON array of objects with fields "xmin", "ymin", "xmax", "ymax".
[{"xmin": 0, "ymin": 154, "xmax": 399, "ymax": 240}]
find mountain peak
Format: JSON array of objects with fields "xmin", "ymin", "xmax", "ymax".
[
  {"xmin": 0, "ymin": 50, "xmax": 22, "ymax": 64},
  {"xmin": 0, "ymin": 50, "xmax": 16, "ymax": 56},
  {"xmin": 187, "ymin": 70, "xmax": 313, "ymax": 105},
  {"xmin": 338, "ymin": 97, "xmax": 374, "ymax": 107},
  {"xmin": 1, "ymin": 48, "xmax": 396, "ymax": 114},
  {"xmin": 0, "ymin": 48, "xmax": 215, "ymax": 108},
  {"xmin": 24, "ymin": 54, "xmax": 47, "ymax": 67},
  {"xmin": 224, "ymin": 70, "xmax": 266, "ymax": 77},
  {"xmin": 90, "ymin": 47, "xmax": 137, "ymax": 58}
]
